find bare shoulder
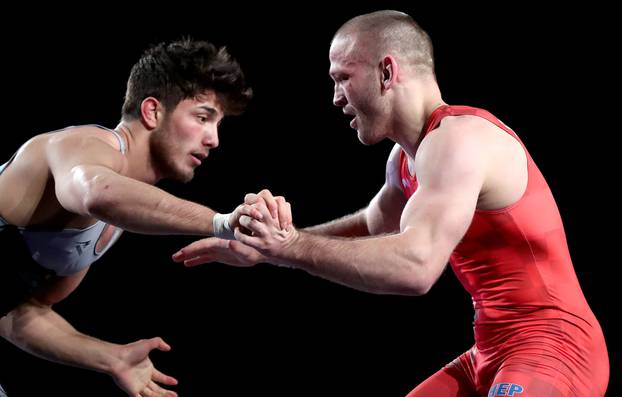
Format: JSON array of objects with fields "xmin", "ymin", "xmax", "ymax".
[
  {"xmin": 47, "ymin": 125, "xmax": 123, "ymax": 152},
  {"xmin": 420, "ymin": 115, "xmax": 522, "ymax": 160},
  {"xmin": 11, "ymin": 125, "xmax": 123, "ymax": 158},
  {"xmin": 417, "ymin": 116, "xmax": 487, "ymax": 163},
  {"xmin": 435, "ymin": 115, "xmax": 498, "ymax": 141},
  {"xmin": 423, "ymin": 115, "xmax": 528, "ymax": 210},
  {"xmin": 440, "ymin": 115, "xmax": 521, "ymax": 148},
  {"xmin": 46, "ymin": 125, "xmax": 127, "ymax": 174},
  {"xmin": 413, "ymin": 115, "xmax": 503, "ymax": 190}
]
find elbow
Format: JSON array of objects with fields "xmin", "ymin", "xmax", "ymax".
[
  {"xmin": 379, "ymin": 276, "xmax": 431, "ymax": 296},
  {"xmin": 398, "ymin": 248, "xmax": 442, "ymax": 296},
  {"xmin": 413, "ymin": 281, "xmax": 434, "ymax": 296},
  {"xmin": 392, "ymin": 229, "xmax": 448, "ymax": 296},
  {"xmin": 1, "ymin": 302, "xmax": 47, "ymax": 344},
  {"xmin": 379, "ymin": 260, "xmax": 435, "ymax": 296},
  {"xmin": 402, "ymin": 273, "xmax": 435, "ymax": 296}
]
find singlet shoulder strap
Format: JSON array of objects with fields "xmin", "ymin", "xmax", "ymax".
[{"xmin": 88, "ymin": 124, "xmax": 127, "ymax": 154}]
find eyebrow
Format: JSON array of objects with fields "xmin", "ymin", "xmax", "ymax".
[
  {"xmin": 198, "ymin": 105, "xmax": 219, "ymax": 115},
  {"xmin": 329, "ymin": 65, "xmax": 349, "ymax": 79}
]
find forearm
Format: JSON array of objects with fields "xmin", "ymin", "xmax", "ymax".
[
  {"xmin": 86, "ymin": 172, "xmax": 215, "ymax": 235},
  {"xmin": 0, "ymin": 303, "xmax": 120, "ymax": 374},
  {"xmin": 273, "ymin": 230, "xmax": 430, "ymax": 295},
  {"xmin": 303, "ymin": 208, "xmax": 370, "ymax": 237}
]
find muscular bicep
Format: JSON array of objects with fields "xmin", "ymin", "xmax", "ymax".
[
  {"xmin": 400, "ymin": 128, "xmax": 487, "ymax": 268},
  {"xmin": 400, "ymin": 183, "xmax": 478, "ymax": 260},
  {"xmin": 46, "ymin": 130, "xmax": 126, "ymax": 215}
]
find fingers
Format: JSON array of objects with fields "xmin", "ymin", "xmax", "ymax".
[
  {"xmin": 246, "ymin": 189, "xmax": 278, "ymax": 219},
  {"xmin": 239, "ymin": 214, "xmax": 268, "ymax": 237},
  {"xmin": 234, "ymin": 227, "xmax": 261, "ymax": 249},
  {"xmin": 136, "ymin": 337, "xmax": 171, "ymax": 357},
  {"xmin": 152, "ymin": 369, "xmax": 178, "ymax": 386},
  {"xmin": 239, "ymin": 201, "xmax": 273, "ymax": 233},
  {"xmin": 171, "ymin": 251, "xmax": 185, "ymax": 262},
  {"xmin": 172, "ymin": 238, "xmax": 229, "ymax": 262},
  {"xmin": 139, "ymin": 344, "xmax": 178, "ymax": 397},
  {"xmin": 183, "ymin": 255, "xmax": 214, "ymax": 267},
  {"xmin": 140, "ymin": 380, "xmax": 178, "ymax": 397},
  {"xmin": 244, "ymin": 189, "xmax": 292, "ymax": 230},
  {"xmin": 153, "ymin": 337, "xmax": 171, "ymax": 352},
  {"xmin": 260, "ymin": 190, "xmax": 278, "ymax": 220},
  {"xmin": 244, "ymin": 192, "xmax": 259, "ymax": 204},
  {"xmin": 275, "ymin": 196, "xmax": 292, "ymax": 230},
  {"xmin": 235, "ymin": 203, "xmax": 264, "ymax": 221}
]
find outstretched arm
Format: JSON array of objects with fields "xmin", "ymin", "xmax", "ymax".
[
  {"xmin": 0, "ymin": 301, "xmax": 177, "ymax": 396},
  {"xmin": 47, "ymin": 127, "xmax": 259, "ymax": 237},
  {"xmin": 172, "ymin": 144, "xmax": 406, "ymax": 266},
  {"xmin": 235, "ymin": 128, "xmax": 487, "ymax": 295}
]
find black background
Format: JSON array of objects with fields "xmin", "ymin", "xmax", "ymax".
[{"xmin": 0, "ymin": 3, "xmax": 618, "ymax": 396}]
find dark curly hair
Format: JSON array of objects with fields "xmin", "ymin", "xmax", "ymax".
[{"xmin": 121, "ymin": 38, "xmax": 252, "ymax": 119}]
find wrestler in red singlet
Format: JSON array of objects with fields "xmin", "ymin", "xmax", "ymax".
[{"xmin": 403, "ymin": 105, "xmax": 609, "ymax": 397}]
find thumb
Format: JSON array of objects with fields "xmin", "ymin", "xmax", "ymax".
[
  {"xmin": 146, "ymin": 337, "xmax": 171, "ymax": 352},
  {"xmin": 244, "ymin": 193, "xmax": 259, "ymax": 204}
]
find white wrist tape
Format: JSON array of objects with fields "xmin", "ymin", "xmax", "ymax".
[{"xmin": 213, "ymin": 212, "xmax": 235, "ymax": 240}]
